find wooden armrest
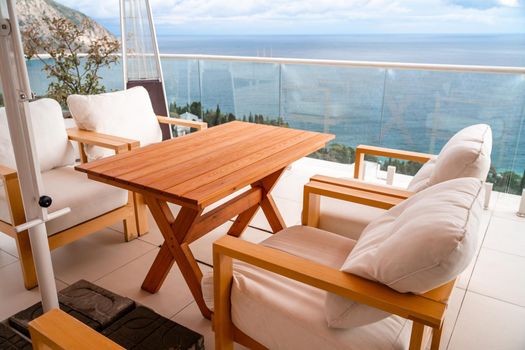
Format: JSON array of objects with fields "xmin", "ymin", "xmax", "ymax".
[
  {"xmin": 28, "ymin": 308, "xmax": 124, "ymax": 350},
  {"xmin": 157, "ymin": 116, "xmax": 208, "ymax": 130},
  {"xmin": 302, "ymin": 179, "xmax": 404, "ymax": 227},
  {"xmin": 213, "ymin": 235, "xmax": 450, "ymax": 328},
  {"xmin": 311, "ymin": 175, "xmax": 414, "ymax": 200},
  {"xmin": 0, "ymin": 164, "xmax": 17, "ymax": 181},
  {"xmin": 354, "ymin": 144, "xmax": 435, "ymax": 180},
  {"xmin": 67, "ymin": 128, "xmax": 140, "ymax": 156}
]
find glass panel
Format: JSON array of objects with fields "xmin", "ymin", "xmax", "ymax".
[
  {"xmin": 381, "ymin": 70, "xmax": 525, "ymax": 191},
  {"xmin": 198, "ymin": 60, "xmax": 280, "ymax": 126},
  {"xmin": 281, "ymin": 64, "xmax": 386, "ymax": 164}
]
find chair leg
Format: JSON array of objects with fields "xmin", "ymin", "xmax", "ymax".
[
  {"xmin": 123, "ymin": 216, "xmax": 139, "ymax": 242},
  {"xmin": 430, "ymin": 325, "xmax": 443, "ymax": 350},
  {"xmin": 409, "ymin": 322, "xmax": 425, "ymax": 350},
  {"xmin": 15, "ymin": 230, "xmax": 38, "ymax": 289},
  {"xmin": 133, "ymin": 193, "xmax": 149, "ymax": 236}
]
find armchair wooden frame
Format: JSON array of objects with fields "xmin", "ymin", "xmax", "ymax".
[
  {"xmin": 213, "ymin": 235, "xmax": 454, "ymax": 350},
  {"xmin": 0, "ymin": 128, "xmax": 141, "ymax": 290},
  {"xmin": 29, "ymin": 309, "xmax": 124, "ymax": 350},
  {"xmin": 303, "ymin": 144, "xmax": 436, "ymax": 226},
  {"xmin": 354, "ymin": 144, "xmax": 434, "ymax": 180}
]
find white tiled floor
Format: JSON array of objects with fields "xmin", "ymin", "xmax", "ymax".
[{"xmin": 1, "ymin": 157, "xmax": 525, "ymax": 349}]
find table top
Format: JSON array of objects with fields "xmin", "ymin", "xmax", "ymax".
[{"xmin": 76, "ymin": 121, "xmax": 334, "ymax": 209}]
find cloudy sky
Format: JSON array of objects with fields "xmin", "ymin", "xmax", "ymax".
[{"xmin": 57, "ymin": 0, "xmax": 524, "ymax": 35}]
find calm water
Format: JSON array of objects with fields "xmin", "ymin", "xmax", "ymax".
[{"xmin": 24, "ymin": 34, "xmax": 525, "ymax": 174}]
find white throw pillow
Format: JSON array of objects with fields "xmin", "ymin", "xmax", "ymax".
[
  {"xmin": 67, "ymin": 86, "xmax": 163, "ymax": 160},
  {"xmin": 407, "ymin": 124, "xmax": 492, "ymax": 192},
  {"xmin": 0, "ymin": 98, "xmax": 75, "ymax": 172},
  {"xmin": 325, "ymin": 177, "xmax": 483, "ymax": 328}
]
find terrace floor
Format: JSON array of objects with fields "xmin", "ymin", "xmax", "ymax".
[{"xmin": 1, "ymin": 157, "xmax": 524, "ymax": 349}]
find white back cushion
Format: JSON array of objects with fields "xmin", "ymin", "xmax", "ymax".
[
  {"xmin": 67, "ymin": 86, "xmax": 163, "ymax": 160},
  {"xmin": 408, "ymin": 124, "xmax": 492, "ymax": 192},
  {"xmin": 325, "ymin": 177, "xmax": 483, "ymax": 328},
  {"xmin": 0, "ymin": 98, "xmax": 74, "ymax": 172}
]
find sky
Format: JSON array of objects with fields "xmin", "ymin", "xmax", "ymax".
[{"xmin": 56, "ymin": 0, "xmax": 525, "ymax": 35}]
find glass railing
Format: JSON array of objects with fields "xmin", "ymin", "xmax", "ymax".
[{"xmin": 24, "ymin": 55, "xmax": 525, "ymax": 194}]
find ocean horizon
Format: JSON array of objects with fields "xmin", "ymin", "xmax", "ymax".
[{"xmin": 24, "ymin": 34, "xmax": 525, "ymax": 180}]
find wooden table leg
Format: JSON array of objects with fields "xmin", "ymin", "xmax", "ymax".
[
  {"xmin": 227, "ymin": 168, "xmax": 287, "ymax": 236},
  {"xmin": 141, "ymin": 196, "xmax": 212, "ymax": 319}
]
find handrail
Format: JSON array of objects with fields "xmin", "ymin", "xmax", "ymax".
[
  {"xmin": 158, "ymin": 53, "xmax": 525, "ymax": 75},
  {"xmin": 29, "ymin": 53, "xmax": 525, "ymax": 75}
]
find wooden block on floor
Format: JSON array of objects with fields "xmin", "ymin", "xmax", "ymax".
[
  {"xmin": 0, "ymin": 323, "xmax": 31, "ymax": 350},
  {"xmin": 102, "ymin": 306, "xmax": 204, "ymax": 350},
  {"xmin": 58, "ymin": 279, "xmax": 135, "ymax": 327}
]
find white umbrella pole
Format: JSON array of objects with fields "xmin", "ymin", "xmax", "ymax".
[{"xmin": 0, "ymin": 0, "xmax": 68, "ymax": 312}]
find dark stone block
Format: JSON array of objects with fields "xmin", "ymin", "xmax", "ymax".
[
  {"xmin": 8, "ymin": 302, "xmax": 100, "ymax": 337},
  {"xmin": 103, "ymin": 306, "xmax": 205, "ymax": 350},
  {"xmin": 0, "ymin": 323, "xmax": 31, "ymax": 350},
  {"xmin": 58, "ymin": 279, "xmax": 135, "ymax": 327}
]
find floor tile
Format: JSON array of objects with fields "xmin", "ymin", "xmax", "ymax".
[
  {"xmin": 51, "ymin": 228, "xmax": 156, "ymax": 284},
  {"xmin": 0, "ymin": 233, "xmax": 18, "ymax": 258},
  {"xmin": 483, "ymin": 216, "xmax": 525, "ymax": 257},
  {"xmin": 0, "ymin": 262, "xmax": 67, "ymax": 321},
  {"xmin": 493, "ymin": 192, "xmax": 525, "ymax": 221},
  {"xmin": 96, "ymin": 249, "xmax": 210, "ymax": 319},
  {"xmin": 171, "ymin": 302, "xmax": 248, "ymax": 350},
  {"xmin": 448, "ymin": 292, "xmax": 525, "ymax": 350},
  {"xmin": 468, "ymin": 248, "xmax": 525, "ymax": 307},
  {"xmin": 0, "ymin": 250, "xmax": 17, "ymax": 268}
]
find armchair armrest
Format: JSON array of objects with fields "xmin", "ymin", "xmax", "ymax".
[
  {"xmin": 29, "ymin": 308, "xmax": 124, "ymax": 350},
  {"xmin": 354, "ymin": 144, "xmax": 435, "ymax": 180},
  {"xmin": 213, "ymin": 235, "xmax": 450, "ymax": 330},
  {"xmin": 0, "ymin": 164, "xmax": 17, "ymax": 181},
  {"xmin": 311, "ymin": 175, "xmax": 414, "ymax": 200},
  {"xmin": 302, "ymin": 178, "xmax": 404, "ymax": 227},
  {"xmin": 157, "ymin": 116, "xmax": 208, "ymax": 130},
  {"xmin": 67, "ymin": 128, "xmax": 140, "ymax": 162}
]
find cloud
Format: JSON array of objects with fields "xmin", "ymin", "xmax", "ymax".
[{"xmin": 55, "ymin": 0, "xmax": 525, "ymax": 34}]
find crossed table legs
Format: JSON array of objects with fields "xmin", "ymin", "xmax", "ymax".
[{"xmin": 140, "ymin": 168, "xmax": 286, "ymax": 319}]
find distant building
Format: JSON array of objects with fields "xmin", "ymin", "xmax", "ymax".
[{"xmin": 176, "ymin": 112, "xmax": 203, "ymax": 137}]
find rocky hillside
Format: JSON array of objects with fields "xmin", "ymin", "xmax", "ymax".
[{"xmin": 16, "ymin": 0, "xmax": 116, "ymax": 51}]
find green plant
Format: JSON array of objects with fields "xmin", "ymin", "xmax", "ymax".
[{"xmin": 22, "ymin": 17, "xmax": 119, "ymax": 106}]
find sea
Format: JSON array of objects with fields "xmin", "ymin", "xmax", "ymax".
[{"xmin": 24, "ymin": 34, "xmax": 525, "ymax": 174}]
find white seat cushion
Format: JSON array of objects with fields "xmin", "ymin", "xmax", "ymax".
[
  {"xmin": 0, "ymin": 98, "xmax": 75, "ymax": 172},
  {"xmin": 0, "ymin": 167, "xmax": 128, "ymax": 235},
  {"xmin": 318, "ymin": 197, "xmax": 385, "ymax": 240},
  {"xmin": 205, "ymin": 226, "xmax": 411, "ymax": 349},
  {"xmin": 326, "ymin": 177, "xmax": 483, "ymax": 328},
  {"xmin": 67, "ymin": 86, "xmax": 163, "ymax": 161},
  {"xmin": 408, "ymin": 124, "xmax": 492, "ymax": 192}
]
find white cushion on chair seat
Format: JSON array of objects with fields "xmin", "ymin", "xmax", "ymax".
[
  {"xmin": 67, "ymin": 86, "xmax": 163, "ymax": 161},
  {"xmin": 0, "ymin": 167, "xmax": 128, "ymax": 235},
  {"xmin": 0, "ymin": 98, "xmax": 75, "ymax": 172},
  {"xmin": 318, "ymin": 197, "xmax": 385, "ymax": 240},
  {"xmin": 211, "ymin": 226, "xmax": 411, "ymax": 349}
]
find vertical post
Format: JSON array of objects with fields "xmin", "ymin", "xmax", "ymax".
[{"xmin": 0, "ymin": 0, "xmax": 58, "ymax": 311}]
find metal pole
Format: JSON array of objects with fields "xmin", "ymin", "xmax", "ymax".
[{"xmin": 0, "ymin": 0, "xmax": 59, "ymax": 311}]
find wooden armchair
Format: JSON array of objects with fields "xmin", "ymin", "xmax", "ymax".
[
  {"xmin": 66, "ymin": 87, "xmax": 208, "ymax": 235},
  {"xmin": 0, "ymin": 126, "xmax": 140, "ymax": 290},
  {"xmin": 213, "ymin": 235, "xmax": 453, "ymax": 350},
  {"xmin": 213, "ymin": 177, "xmax": 484, "ymax": 350},
  {"xmin": 305, "ymin": 124, "xmax": 492, "ymax": 238}
]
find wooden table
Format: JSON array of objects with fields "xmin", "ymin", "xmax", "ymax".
[{"xmin": 76, "ymin": 121, "xmax": 334, "ymax": 319}]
